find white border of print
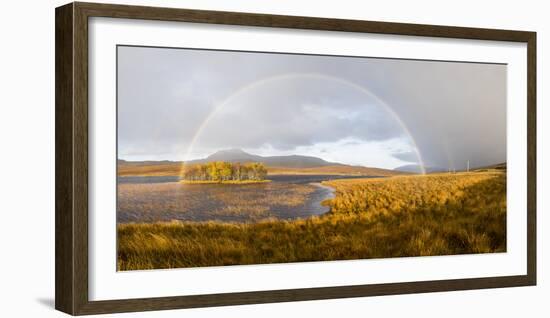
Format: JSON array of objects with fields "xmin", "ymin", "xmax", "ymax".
[{"xmin": 88, "ymin": 17, "xmax": 527, "ymax": 301}]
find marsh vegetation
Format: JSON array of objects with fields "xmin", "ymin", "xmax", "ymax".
[
  {"xmin": 117, "ymin": 174, "xmax": 359, "ymax": 223},
  {"xmin": 117, "ymin": 170, "xmax": 506, "ymax": 270}
]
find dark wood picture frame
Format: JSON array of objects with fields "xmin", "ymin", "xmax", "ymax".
[{"xmin": 55, "ymin": 2, "xmax": 537, "ymax": 315}]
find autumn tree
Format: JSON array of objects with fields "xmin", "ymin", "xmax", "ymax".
[{"xmin": 181, "ymin": 162, "xmax": 268, "ymax": 182}]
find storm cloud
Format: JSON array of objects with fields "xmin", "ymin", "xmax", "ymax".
[{"xmin": 118, "ymin": 46, "xmax": 506, "ymax": 170}]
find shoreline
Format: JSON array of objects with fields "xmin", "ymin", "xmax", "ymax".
[{"xmin": 179, "ymin": 179, "xmax": 271, "ymax": 185}]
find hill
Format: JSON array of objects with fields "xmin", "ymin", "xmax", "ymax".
[
  {"xmin": 187, "ymin": 148, "xmax": 338, "ymax": 168},
  {"xmin": 267, "ymin": 165, "xmax": 408, "ymax": 177},
  {"xmin": 472, "ymin": 162, "xmax": 506, "ymax": 171},
  {"xmin": 118, "ymin": 149, "xmax": 406, "ymax": 177},
  {"xmin": 394, "ymin": 162, "xmax": 507, "ymax": 174}
]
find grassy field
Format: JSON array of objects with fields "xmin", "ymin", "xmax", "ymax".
[
  {"xmin": 118, "ymin": 162, "xmax": 182, "ymax": 176},
  {"xmin": 117, "ymin": 171, "xmax": 506, "ymax": 270},
  {"xmin": 118, "ymin": 161, "xmax": 406, "ymax": 177},
  {"xmin": 266, "ymin": 165, "xmax": 408, "ymax": 176}
]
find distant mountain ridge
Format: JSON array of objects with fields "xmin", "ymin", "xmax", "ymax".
[
  {"xmin": 187, "ymin": 148, "xmax": 339, "ymax": 169},
  {"xmin": 117, "ymin": 149, "xmax": 408, "ymax": 177},
  {"xmin": 394, "ymin": 162, "xmax": 507, "ymax": 173}
]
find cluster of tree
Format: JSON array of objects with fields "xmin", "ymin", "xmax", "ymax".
[{"xmin": 181, "ymin": 162, "xmax": 268, "ymax": 181}]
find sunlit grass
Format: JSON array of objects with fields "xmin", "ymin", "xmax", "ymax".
[
  {"xmin": 117, "ymin": 171, "xmax": 506, "ymax": 270},
  {"xmin": 117, "ymin": 162, "xmax": 406, "ymax": 177}
]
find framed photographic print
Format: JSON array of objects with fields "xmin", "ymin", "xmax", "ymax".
[{"xmin": 55, "ymin": 2, "xmax": 536, "ymax": 315}]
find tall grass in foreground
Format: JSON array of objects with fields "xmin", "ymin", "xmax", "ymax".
[{"xmin": 117, "ymin": 171, "xmax": 506, "ymax": 270}]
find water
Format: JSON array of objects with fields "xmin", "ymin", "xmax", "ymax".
[{"xmin": 117, "ymin": 175, "xmax": 375, "ymax": 223}]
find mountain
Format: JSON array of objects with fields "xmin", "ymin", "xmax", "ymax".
[
  {"xmin": 187, "ymin": 148, "xmax": 339, "ymax": 169},
  {"xmin": 394, "ymin": 162, "xmax": 507, "ymax": 174},
  {"xmin": 118, "ymin": 149, "xmax": 408, "ymax": 177},
  {"xmin": 198, "ymin": 149, "xmax": 263, "ymax": 162}
]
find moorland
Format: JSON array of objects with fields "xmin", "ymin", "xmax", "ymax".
[{"xmin": 117, "ymin": 167, "xmax": 506, "ymax": 270}]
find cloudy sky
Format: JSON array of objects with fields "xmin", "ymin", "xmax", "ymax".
[{"xmin": 117, "ymin": 45, "xmax": 506, "ymax": 171}]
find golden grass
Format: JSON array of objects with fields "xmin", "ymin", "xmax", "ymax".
[
  {"xmin": 117, "ymin": 162, "xmax": 407, "ymax": 177},
  {"xmin": 266, "ymin": 165, "xmax": 409, "ymax": 176},
  {"xmin": 117, "ymin": 171, "xmax": 506, "ymax": 270},
  {"xmin": 118, "ymin": 163, "xmax": 181, "ymax": 176}
]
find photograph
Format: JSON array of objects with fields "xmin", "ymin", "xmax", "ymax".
[{"xmin": 116, "ymin": 45, "xmax": 507, "ymax": 271}]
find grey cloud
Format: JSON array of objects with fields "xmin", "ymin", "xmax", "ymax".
[
  {"xmin": 392, "ymin": 151, "xmax": 419, "ymax": 162},
  {"xmin": 117, "ymin": 46, "xmax": 506, "ymax": 169},
  {"xmin": 194, "ymin": 77, "xmax": 405, "ymax": 151}
]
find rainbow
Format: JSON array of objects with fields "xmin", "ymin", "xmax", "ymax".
[{"xmin": 180, "ymin": 73, "xmax": 427, "ymax": 174}]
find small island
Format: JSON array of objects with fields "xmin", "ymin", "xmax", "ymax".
[{"xmin": 180, "ymin": 161, "xmax": 270, "ymax": 184}]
